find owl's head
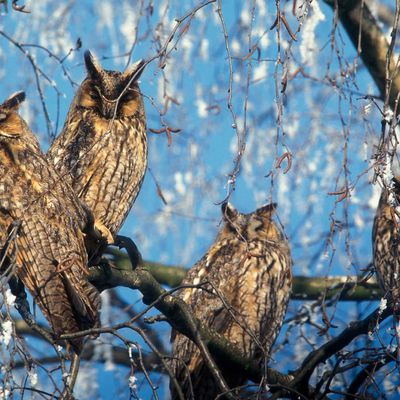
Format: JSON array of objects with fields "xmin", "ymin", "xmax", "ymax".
[
  {"xmin": 220, "ymin": 202, "xmax": 283, "ymax": 242},
  {"xmin": 77, "ymin": 50, "xmax": 145, "ymax": 120},
  {"xmin": 0, "ymin": 91, "xmax": 28, "ymax": 139}
]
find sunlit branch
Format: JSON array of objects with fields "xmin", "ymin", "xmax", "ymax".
[{"xmin": 106, "ymin": 248, "xmax": 383, "ymax": 301}]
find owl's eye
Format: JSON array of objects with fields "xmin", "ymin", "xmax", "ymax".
[
  {"xmin": 122, "ymin": 92, "xmax": 135, "ymax": 102},
  {"xmin": 0, "ymin": 113, "xmax": 7, "ymax": 122},
  {"xmin": 90, "ymin": 90, "xmax": 100, "ymax": 100}
]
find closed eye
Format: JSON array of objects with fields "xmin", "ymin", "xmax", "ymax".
[{"xmin": 122, "ymin": 92, "xmax": 136, "ymax": 102}]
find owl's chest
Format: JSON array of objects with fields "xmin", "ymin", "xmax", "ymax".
[
  {"xmin": 85, "ymin": 117, "xmax": 145, "ymax": 153},
  {"xmin": 188, "ymin": 242, "xmax": 266, "ymax": 301},
  {"xmin": 72, "ymin": 118, "xmax": 147, "ymax": 179}
]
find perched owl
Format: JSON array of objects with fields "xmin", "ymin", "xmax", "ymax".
[
  {"xmin": 372, "ymin": 177, "xmax": 400, "ymax": 313},
  {"xmin": 170, "ymin": 202, "xmax": 293, "ymax": 399},
  {"xmin": 47, "ymin": 50, "xmax": 147, "ymax": 252},
  {"xmin": 0, "ymin": 91, "xmax": 101, "ymax": 353}
]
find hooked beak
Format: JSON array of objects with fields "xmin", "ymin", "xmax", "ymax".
[{"xmin": 101, "ymin": 103, "xmax": 117, "ymax": 120}]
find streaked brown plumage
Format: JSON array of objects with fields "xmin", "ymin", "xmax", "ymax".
[
  {"xmin": 170, "ymin": 202, "xmax": 292, "ymax": 399},
  {"xmin": 372, "ymin": 177, "xmax": 400, "ymax": 313},
  {"xmin": 47, "ymin": 51, "xmax": 147, "ymax": 248},
  {"xmin": 0, "ymin": 92, "xmax": 101, "ymax": 353}
]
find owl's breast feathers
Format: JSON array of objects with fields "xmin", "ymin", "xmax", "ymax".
[{"xmin": 48, "ymin": 109, "xmax": 147, "ymax": 236}]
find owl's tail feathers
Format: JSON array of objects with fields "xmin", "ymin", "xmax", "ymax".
[{"xmin": 61, "ymin": 272, "xmax": 101, "ymax": 330}]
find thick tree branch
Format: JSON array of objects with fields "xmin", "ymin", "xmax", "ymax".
[
  {"xmin": 106, "ymin": 247, "xmax": 187, "ymax": 288},
  {"xmin": 106, "ymin": 248, "xmax": 382, "ymax": 301},
  {"xmin": 324, "ymin": 0, "xmax": 400, "ymax": 111},
  {"xmin": 88, "ymin": 256, "xmax": 394, "ymax": 398},
  {"xmin": 9, "ymin": 246, "xmax": 383, "ymax": 398},
  {"xmin": 10, "ymin": 251, "xmax": 386, "ymax": 398}
]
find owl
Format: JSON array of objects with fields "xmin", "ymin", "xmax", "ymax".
[
  {"xmin": 170, "ymin": 202, "xmax": 293, "ymax": 399},
  {"xmin": 372, "ymin": 177, "xmax": 400, "ymax": 314},
  {"xmin": 47, "ymin": 50, "xmax": 147, "ymax": 252},
  {"xmin": 0, "ymin": 91, "xmax": 102, "ymax": 353}
]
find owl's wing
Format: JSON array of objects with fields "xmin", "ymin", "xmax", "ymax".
[
  {"xmin": 170, "ymin": 255, "xmax": 236, "ymax": 400},
  {"xmin": 15, "ymin": 201, "xmax": 100, "ymax": 348},
  {"xmin": 48, "ymin": 118, "xmax": 94, "ymax": 186},
  {"xmin": 1, "ymin": 148, "xmax": 100, "ymax": 353}
]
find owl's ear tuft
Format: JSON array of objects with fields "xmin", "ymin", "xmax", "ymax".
[
  {"xmin": 221, "ymin": 202, "xmax": 239, "ymax": 223},
  {"xmin": 256, "ymin": 202, "xmax": 277, "ymax": 219},
  {"xmin": 122, "ymin": 59, "xmax": 146, "ymax": 83},
  {"xmin": 1, "ymin": 91, "xmax": 26, "ymax": 110},
  {"xmin": 84, "ymin": 50, "xmax": 103, "ymax": 80}
]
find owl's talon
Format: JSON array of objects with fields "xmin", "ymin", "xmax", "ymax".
[{"xmin": 114, "ymin": 235, "xmax": 143, "ymax": 269}]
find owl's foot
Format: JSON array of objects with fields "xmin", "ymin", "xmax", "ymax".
[
  {"xmin": 9, "ymin": 276, "xmax": 32, "ymax": 320},
  {"xmin": 84, "ymin": 221, "xmax": 113, "ymax": 266},
  {"xmin": 93, "ymin": 220, "xmax": 114, "ymax": 245}
]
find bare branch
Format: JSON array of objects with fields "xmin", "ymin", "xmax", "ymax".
[
  {"xmin": 324, "ymin": 0, "xmax": 400, "ymax": 112},
  {"xmin": 289, "ymin": 305, "xmax": 392, "ymax": 397},
  {"xmin": 88, "ymin": 260, "xmax": 294, "ymax": 390}
]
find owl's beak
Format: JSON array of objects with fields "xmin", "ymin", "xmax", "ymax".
[{"xmin": 101, "ymin": 103, "xmax": 117, "ymax": 120}]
